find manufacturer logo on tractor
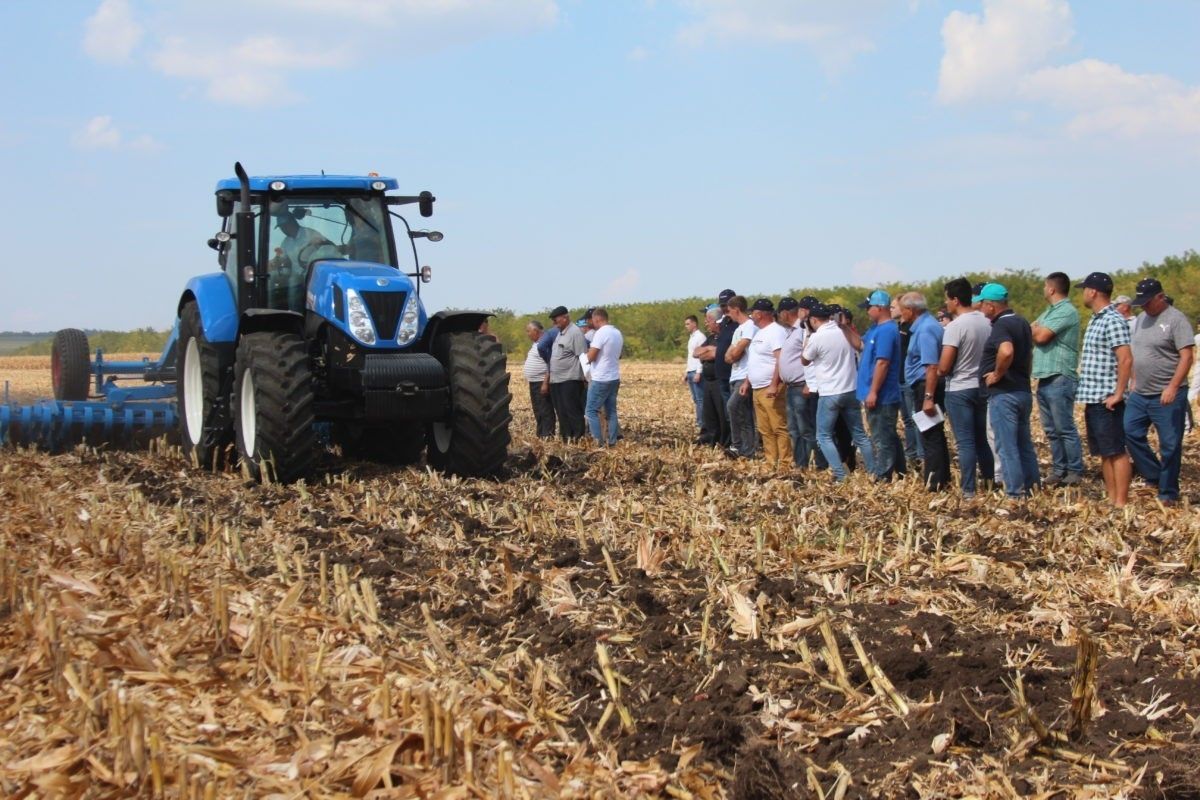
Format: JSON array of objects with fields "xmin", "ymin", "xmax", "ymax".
[{"xmin": 376, "ymin": 278, "xmax": 389, "ymax": 287}]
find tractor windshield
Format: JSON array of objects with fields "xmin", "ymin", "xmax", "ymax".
[{"xmin": 265, "ymin": 195, "xmax": 393, "ymax": 310}]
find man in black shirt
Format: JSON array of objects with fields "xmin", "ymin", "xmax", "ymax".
[
  {"xmin": 694, "ymin": 305, "xmax": 730, "ymax": 446},
  {"xmin": 978, "ymin": 282, "xmax": 1041, "ymax": 498},
  {"xmin": 713, "ymin": 288, "xmax": 738, "ymax": 407}
]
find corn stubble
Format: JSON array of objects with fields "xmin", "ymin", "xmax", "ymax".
[{"xmin": 0, "ymin": 360, "xmax": 1197, "ymax": 797}]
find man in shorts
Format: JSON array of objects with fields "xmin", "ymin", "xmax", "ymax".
[{"xmin": 1075, "ymin": 272, "xmax": 1132, "ymax": 508}]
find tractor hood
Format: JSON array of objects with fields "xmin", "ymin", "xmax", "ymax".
[{"xmin": 307, "ymin": 261, "xmax": 427, "ymax": 348}]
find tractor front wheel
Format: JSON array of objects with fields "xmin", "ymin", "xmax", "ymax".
[
  {"xmin": 51, "ymin": 328, "xmax": 91, "ymax": 401},
  {"xmin": 233, "ymin": 332, "xmax": 316, "ymax": 483},
  {"xmin": 426, "ymin": 332, "xmax": 511, "ymax": 477},
  {"xmin": 177, "ymin": 303, "xmax": 233, "ymax": 469}
]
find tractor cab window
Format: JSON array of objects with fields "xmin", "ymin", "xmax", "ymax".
[{"xmin": 265, "ymin": 196, "xmax": 392, "ymax": 312}]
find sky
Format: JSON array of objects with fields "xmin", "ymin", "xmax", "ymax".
[{"xmin": 1, "ymin": 0, "xmax": 1198, "ymax": 330}]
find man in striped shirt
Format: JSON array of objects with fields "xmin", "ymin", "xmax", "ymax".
[
  {"xmin": 1074, "ymin": 273, "xmax": 1132, "ymax": 508},
  {"xmin": 522, "ymin": 320, "xmax": 557, "ymax": 438}
]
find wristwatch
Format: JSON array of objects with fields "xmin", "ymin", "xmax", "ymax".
[{"xmin": 923, "ymin": 393, "xmax": 934, "ymax": 400}]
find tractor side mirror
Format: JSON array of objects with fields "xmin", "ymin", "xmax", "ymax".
[
  {"xmin": 418, "ymin": 191, "xmax": 435, "ymax": 218},
  {"xmin": 216, "ymin": 193, "xmax": 234, "ymax": 218}
]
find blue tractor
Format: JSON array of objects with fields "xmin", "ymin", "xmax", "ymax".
[{"xmin": 6, "ymin": 164, "xmax": 511, "ymax": 482}]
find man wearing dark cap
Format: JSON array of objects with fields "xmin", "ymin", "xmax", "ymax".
[
  {"xmin": 803, "ymin": 303, "xmax": 876, "ymax": 481},
  {"xmin": 694, "ymin": 305, "xmax": 730, "ymax": 446},
  {"xmin": 547, "ymin": 305, "xmax": 588, "ymax": 440},
  {"xmin": 723, "ymin": 295, "xmax": 759, "ymax": 457},
  {"xmin": 713, "ymin": 289, "xmax": 738, "ymax": 409},
  {"xmin": 1075, "ymin": 272, "xmax": 1132, "ymax": 508},
  {"xmin": 1126, "ymin": 277, "xmax": 1194, "ymax": 504},
  {"xmin": 747, "ymin": 298, "xmax": 791, "ymax": 467},
  {"xmin": 778, "ymin": 297, "xmax": 816, "ymax": 467}
]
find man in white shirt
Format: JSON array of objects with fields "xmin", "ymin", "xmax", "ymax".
[
  {"xmin": 778, "ymin": 297, "xmax": 816, "ymax": 467},
  {"xmin": 585, "ymin": 307, "xmax": 624, "ymax": 446},
  {"xmin": 746, "ymin": 299, "xmax": 791, "ymax": 468},
  {"xmin": 803, "ymin": 303, "xmax": 876, "ymax": 480},
  {"xmin": 684, "ymin": 315, "xmax": 706, "ymax": 427},
  {"xmin": 723, "ymin": 296, "xmax": 759, "ymax": 457},
  {"xmin": 522, "ymin": 320, "xmax": 556, "ymax": 438}
]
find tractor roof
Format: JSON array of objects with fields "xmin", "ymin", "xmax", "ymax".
[{"xmin": 215, "ymin": 175, "xmax": 400, "ymax": 193}]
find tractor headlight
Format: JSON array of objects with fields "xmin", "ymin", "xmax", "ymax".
[
  {"xmin": 396, "ymin": 292, "xmax": 420, "ymax": 345},
  {"xmin": 345, "ymin": 288, "xmax": 377, "ymax": 345}
]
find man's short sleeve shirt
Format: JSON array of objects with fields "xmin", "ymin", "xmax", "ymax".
[
  {"xmin": 980, "ymin": 310, "xmax": 1033, "ymax": 395},
  {"xmin": 686, "ymin": 329, "xmax": 706, "ymax": 373},
  {"xmin": 729, "ymin": 319, "xmax": 756, "ymax": 382},
  {"xmin": 714, "ymin": 318, "xmax": 736, "ymax": 382},
  {"xmin": 1076, "ymin": 304, "xmax": 1131, "ymax": 403},
  {"xmin": 856, "ymin": 320, "xmax": 902, "ymax": 405},
  {"xmin": 1131, "ymin": 305, "xmax": 1195, "ymax": 395},
  {"xmin": 747, "ymin": 322, "xmax": 786, "ymax": 389},
  {"xmin": 904, "ymin": 313, "xmax": 943, "ymax": 386},
  {"xmin": 1032, "ymin": 299, "xmax": 1081, "ymax": 380},
  {"xmin": 589, "ymin": 324, "xmax": 623, "ymax": 382}
]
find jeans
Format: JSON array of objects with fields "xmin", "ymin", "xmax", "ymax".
[
  {"xmin": 686, "ymin": 371, "xmax": 704, "ymax": 425},
  {"xmin": 528, "ymin": 381, "xmax": 556, "ymax": 438},
  {"xmin": 815, "ymin": 391, "xmax": 875, "ymax": 480},
  {"xmin": 550, "ymin": 380, "xmax": 587, "ymax": 441},
  {"xmin": 785, "ymin": 384, "xmax": 816, "ymax": 467},
  {"xmin": 900, "ymin": 382, "xmax": 924, "ymax": 462},
  {"xmin": 699, "ymin": 378, "xmax": 729, "ymax": 446},
  {"xmin": 727, "ymin": 379, "xmax": 758, "ymax": 456},
  {"xmin": 911, "ymin": 380, "xmax": 951, "ymax": 491},
  {"xmin": 1124, "ymin": 390, "xmax": 1188, "ymax": 501},
  {"xmin": 585, "ymin": 379, "xmax": 620, "ymax": 445},
  {"xmin": 945, "ymin": 387, "xmax": 994, "ymax": 496},
  {"xmin": 988, "ymin": 391, "xmax": 1041, "ymax": 498},
  {"xmin": 1036, "ymin": 375, "xmax": 1084, "ymax": 478},
  {"xmin": 865, "ymin": 402, "xmax": 905, "ymax": 480}
]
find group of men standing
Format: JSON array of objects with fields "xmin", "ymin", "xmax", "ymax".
[
  {"xmin": 683, "ymin": 274, "xmax": 1194, "ymax": 508},
  {"xmin": 521, "ymin": 306, "xmax": 625, "ymax": 446}
]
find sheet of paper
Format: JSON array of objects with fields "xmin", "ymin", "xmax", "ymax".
[
  {"xmin": 914, "ymin": 404, "xmax": 944, "ymax": 432},
  {"xmin": 579, "ymin": 352, "xmax": 592, "ymax": 378}
]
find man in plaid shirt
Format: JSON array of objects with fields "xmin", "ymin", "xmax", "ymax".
[{"xmin": 1075, "ymin": 272, "xmax": 1132, "ymax": 508}]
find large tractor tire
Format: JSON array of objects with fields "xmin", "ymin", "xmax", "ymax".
[
  {"xmin": 51, "ymin": 328, "xmax": 91, "ymax": 401},
  {"xmin": 177, "ymin": 302, "xmax": 233, "ymax": 469},
  {"xmin": 333, "ymin": 421, "xmax": 425, "ymax": 466},
  {"xmin": 427, "ymin": 332, "xmax": 511, "ymax": 477},
  {"xmin": 233, "ymin": 331, "xmax": 316, "ymax": 483}
]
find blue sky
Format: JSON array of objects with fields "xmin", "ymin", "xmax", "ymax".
[{"xmin": 1, "ymin": 0, "xmax": 1198, "ymax": 330}]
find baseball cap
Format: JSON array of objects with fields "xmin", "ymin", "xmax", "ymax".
[
  {"xmin": 974, "ymin": 283, "xmax": 1008, "ymax": 304},
  {"xmin": 751, "ymin": 298, "xmax": 775, "ymax": 313},
  {"xmin": 1075, "ymin": 272, "xmax": 1113, "ymax": 293},
  {"xmin": 777, "ymin": 297, "xmax": 800, "ymax": 312},
  {"xmin": 798, "ymin": 296, "xmax": 820, "ymax": 311},
  {"xmin": 856, "ymin": 289, "xmax": 891, "ymax": 310},
  {"xmin": 1131, "ymin": 277, "xmax": 1164, "ymax": 306},
  {"xmin": 1114, "ymin": 294, "xmax": 1132, "ymax": 305},
  {"xmin": 718, "ymin": 289, "xmax": 736, "ymax": 305},
  {"xmin": 809, "ymin": 303, "xmax": 832, "ymax": 319},
  {"xmin": 549, "ymin": 305, "xmax": 569, "ymax": 319}
]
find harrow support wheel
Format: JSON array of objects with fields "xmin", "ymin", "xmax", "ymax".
[
  {"xmin": 177, "ymin": 302, "xmax": 233, "ymax": 469},
  {"xmin": 233, "ymin": 331, "xmax": 316, "ymax": 483},
  {"xmin": 427, "ymin": 331, "xmax": 511, "ymax": 477},
  {"xmin": 51, "ymin": 329, "xmax": 90, "ymax": 401}
]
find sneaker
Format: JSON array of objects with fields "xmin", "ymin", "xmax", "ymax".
[{"xmin": 1062, "ymin": 473, "xmax": 1083, "ymax": 486}]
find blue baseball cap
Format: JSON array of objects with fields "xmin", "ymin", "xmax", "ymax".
[
  {"xmin": 856, "ymin": 290, "xmax": 891, "ymax": 310},
  {"xmin": 973, "ymin": 283, "xmax": 1009, "ymax": 304}
]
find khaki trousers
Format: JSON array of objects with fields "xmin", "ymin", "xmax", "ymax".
[{"xmin": 753, "ymin": 385, "xmax": 791, "ymax": 468}]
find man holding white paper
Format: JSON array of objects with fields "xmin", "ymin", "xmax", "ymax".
[{"xmin": 900, "ymin": 292, "xmax": 951, "ymax": 491}]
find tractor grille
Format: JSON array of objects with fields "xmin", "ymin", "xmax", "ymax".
[{"xmin": 361, "ymin": 291, "xmax": 405, "ymax": 341}]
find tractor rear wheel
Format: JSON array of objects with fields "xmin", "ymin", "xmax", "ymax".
[
  {"xmin": 51, "ymin": 328, "xmax": 91, "ymax": 401},
  {"xmin": 177, "ymin": 302, "xmax": 233, "ymax": 469},
  {"xmin": 427, "ymin": 332, "xmax": 511, "ymax": 476},
  {"xmin": 334, "ymin": 421, "xmax": 425, "ymax": 466},
  {"xmin": 233, "ymin": 332, "xmax": 316, "ymax": 483}
]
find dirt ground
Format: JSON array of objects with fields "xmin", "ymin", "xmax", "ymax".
[{"xmin": 1, "ymin": 356, "xmax": 1199, "ymax": 798}]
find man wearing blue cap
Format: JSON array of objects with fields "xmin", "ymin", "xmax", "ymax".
[
  {"xmin": 856, "ymin": 290, "xmax": 905, "ymax": 480},
  {"xmin": 978, "ymin": 283, "xmax": 1041, "ymax": 499}
]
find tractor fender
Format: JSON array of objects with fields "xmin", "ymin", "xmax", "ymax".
[
  {"xmin": 240, "ymin": 309, "xmax": 305, "ymax": 338},
  {"xmin": 421, "ymin": 310, "xmax": 493, "ymax": 352},
  {"xmin": 179, "ymin": 274, "xmax": 239, "ymax": 343}
]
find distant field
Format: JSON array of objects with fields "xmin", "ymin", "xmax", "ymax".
[{"xmin": 0, "ymin": 335, "xmax": 51, "ymax": 355}]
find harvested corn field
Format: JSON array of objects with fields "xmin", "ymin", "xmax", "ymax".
[{"xmin": 1, "ymin": 360, "xmax": 1199, "ymax": 798}]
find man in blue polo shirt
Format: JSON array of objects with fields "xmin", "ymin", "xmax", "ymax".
[
  {"xmin": 854, "ymin": 290, "xmax": 905, "ymax": 480},
  {"xmin": 900, "ymin": 292, "xmax": 950, "ymax": 491}
]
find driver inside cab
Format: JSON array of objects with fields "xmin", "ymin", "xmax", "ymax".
[{"xmin": 268, "ymin": 208, "xmax": 328, "ymax": 310}]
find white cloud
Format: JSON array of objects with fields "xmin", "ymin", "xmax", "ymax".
[
  {"xmin": 73, "ymin": 116, "xmax": 122, "ymax": 149},
  {"xmin": 937, "ymin": 0, "xmax": 1200, "ymax": 140},
  {"xmin": 106, "ymin": 0, "xmax": 558, "ymax": 106},
  {"xmin": 83, "ymin": 0, "xmax": 143, "ymax": 64},
  {"xmin": 601, "ymin": 268, "xmax": 641, "ymax": 301},
  {"xmin": 674, "ymin": 0, "xmax": 901, "ymax": 73},
  {"xmin": 851, "ymin": 258, "xmax": 903, "ymax": 286},
  {"xmin": 71, "ymin": 115, "xmax": 163, "ymax": 153},
  {"xmin": 627, "ymin": 46, "xmax": 651, "ymax": 62}
]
